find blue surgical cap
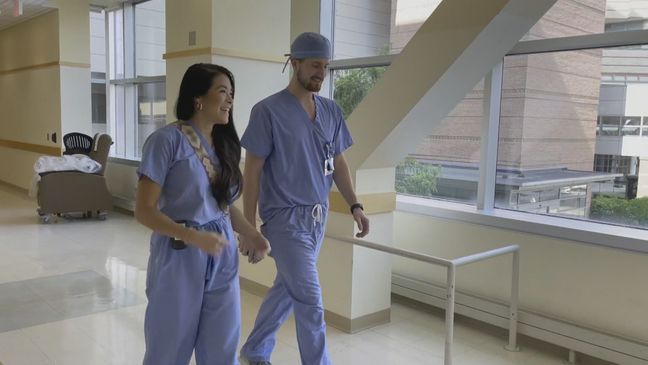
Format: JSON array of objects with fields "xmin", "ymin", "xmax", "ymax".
[{"xmin": 285, "ymin": 32, "xmax": 332, "ymax": 60}]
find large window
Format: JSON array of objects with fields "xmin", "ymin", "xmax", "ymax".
[
  {"xmin": 493, "ymin": 39, "xmax": 648, "ymax": 228},
  {"xmin": 93, "ymin": 0, "xmax": 166, "ymax": 159},
  {"xmin": 331, "ymin": 63, "xmax": 484, "ymax": 204},
  {"xmin": 328, "ymin": 0, "xmax": 648, "ymax": 231}
]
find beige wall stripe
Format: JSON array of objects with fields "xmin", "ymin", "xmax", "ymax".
[
  {"xmin": 0, "ymin": 61, "xmax": 89, "ymax": 76},
  {"xmin": 0, "ymin": 139, "xmax": 61, "ymax": 156},
  {"xmin": 164, "ymin": 47, "xmax": 284, "ymax": 64}
]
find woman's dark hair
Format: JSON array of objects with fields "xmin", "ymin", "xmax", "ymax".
[{"xmin": 175, "ymin": 63, "xmax": 242, "ymax": 209}]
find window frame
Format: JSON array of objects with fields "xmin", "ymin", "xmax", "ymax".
[{"xmin": 102, "ymin": 0, "xmax": 166, "ymax": 161}]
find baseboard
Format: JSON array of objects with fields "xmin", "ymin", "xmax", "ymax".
[
  {"xmin": 1, "ymin": 179, "xmax": 135, "ymax": 217},
  {"xmin": 240, "ymin": 276, "xmax": 269, "ymax": 298},
  {"xmin": 325, "ymin": 308, "xmax": 391, "ymax": 334},
  {"xmin": 392, "ymin": 274, "xmax": 648, "ymax": 365},
  {"xmin": 0, "ymin": 179, "xmax": 28, "ymax": 195},
  {"xmin": 112, "ymin": 195, "xmax": 135, "ymax": 213},
  {"xmin": 239, "ymin": 277, "xmax": 390, "ymax": 334}
]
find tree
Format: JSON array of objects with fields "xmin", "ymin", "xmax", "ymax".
[
  {"xmin": 332, "ymin": 45, "xmax": 390, "ymax": 119},
  {"xmin": 590, "ymin": 195, "xmax": 648, "ymax": 227},
  {"xmin": 395, "ymin": 158, "xmax": 441, "ymax": 197},
  {"xmin": 333, "ymin": 66, "xmax": 386, "ymax": 119}
]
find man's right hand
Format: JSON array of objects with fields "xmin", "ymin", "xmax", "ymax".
[
  {"xmin": 187, "ymin": 229, "xmax": 228, "ymax": 256},
  {"xmin": 239, "ymin": 232, "xmax": 271, "ymax": 264}
]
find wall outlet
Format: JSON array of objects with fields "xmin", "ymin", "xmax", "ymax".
[{"xmin": 189, "ymin": 31, "xmax": 196, "ymax": 46}]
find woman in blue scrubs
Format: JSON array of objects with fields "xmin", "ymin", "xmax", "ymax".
[{"xmin": 135, "ymin": 63, "xmax": 270, "ymax": 365}]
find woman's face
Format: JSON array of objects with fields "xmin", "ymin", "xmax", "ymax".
[{"xmin": 197, "ymin": 74, "xmax": 233, "ymax": 125}]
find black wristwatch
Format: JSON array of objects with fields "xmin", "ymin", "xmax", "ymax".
[{"xmin": 350, "ymin": 203, "xmax": 364, "ymax": 214}]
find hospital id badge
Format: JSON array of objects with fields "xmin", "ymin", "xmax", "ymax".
[{"xmin": 324, "ymin": 157, "xmax": 335, "ymax": 176}]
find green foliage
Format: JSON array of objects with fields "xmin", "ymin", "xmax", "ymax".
[
  {"xmin": 590, "ymin": 195, "xmax": 648, "ymax": 226},
  {"xmin": 395, "ymin": 158, "xmax": 441, "ymax": 197},
  {"xmin": 333, "ymin": 66, "xmax": 386, "ymax": 119},
  {"xmin": 332, "ymin": 45, "xmax": 390, "ymax": 119}
]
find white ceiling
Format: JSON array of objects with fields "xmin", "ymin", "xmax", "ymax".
[{"xmin": 0, "ymin": 0, "xmax": 54, "ymax": 31}]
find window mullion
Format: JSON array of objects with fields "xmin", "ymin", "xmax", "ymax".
[
  {"xmin": 123, "ymin": 3, "xmax": 137, "ymax": 159},
  {"xmin": 477, "ymin": 61, "xmax": 503, "ymax": 211}
]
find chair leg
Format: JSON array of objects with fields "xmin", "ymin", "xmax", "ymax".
[
  {"xmin": 96, "ymin": 211, "xmax": 107, "ymax": 221},
  {"xmin": 39, "ymin": 214, "xmax": 52, "ymax": 224}
]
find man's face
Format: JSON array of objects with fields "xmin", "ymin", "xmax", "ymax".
[{"xmin": 294, "ymin": 58, "xmax": 329, "ymax": 92}]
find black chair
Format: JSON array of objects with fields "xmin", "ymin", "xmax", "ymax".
[{"xmin": 63, "ymin": 132, "xmax": 94, "ymax": 155}]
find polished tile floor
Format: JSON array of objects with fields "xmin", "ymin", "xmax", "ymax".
[{"xmin": 0, "ymin": 184, "xmax": 611, "ymax": 364}]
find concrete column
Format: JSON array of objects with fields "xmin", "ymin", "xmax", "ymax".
[
  {"xmin": 638, "ymin": 157, "xmax": 648, "ymax": 198},
  {"xmin": 324, "ymin": 168, "xmax": 396, "ymax": 332},
  {"xmin": 165, "ymin": 0, "xmax": 215, "ymax": 124},
  {"xmin": 56, "ymin": 0, "xmax": 92, "ymax": 137}
]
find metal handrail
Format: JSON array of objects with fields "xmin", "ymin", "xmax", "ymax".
[{"xmin": 327, "ymin": 235, "xmax": 520, "ymax": 365}]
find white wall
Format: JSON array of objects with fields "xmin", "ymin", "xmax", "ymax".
[
  {"xmin": 625, "ymin": 83, "xmax": 648, "ymax": 116},
  {"xmin": 334, "ymin": 0, "xmax": 391, "ymax": 58},
  {"xmin": 606, "ymin": 0, "xmax": 648, "ymax": 21},
  {"xmin": 57, "ymin": 1, "xmax": 92, "ymax": 140},
  {"xmin": 57, "ymin": 0, "xmax": 90, "ymax": 66},
  {"xmin": 90, "ymin": 11, "xmax": 106, "ymax": 74},
  {"xmin": 639, "ymin": 157, "xmax": 648, "ymax": 197},
  {"xmin": 211, "ymin": 0, "xmax": 290, "ymax": 56},
  {"xmin": 135, "ymin": 0, "xmax": 165, "ymax": 77},
  {"xmin": 60, "ymin": 66, "xmax": 92, "ymax": 137},
  {"xmin": 393, "ymin": 209, "xmax": 648, "ymax": 343},
  {"xmin": 598, "ymin": 84, "xmax": 625, "ymax": 115},
  {"xmin": 620, "ymin": 136, "xmax": 648, "ymax": 156},
  {"xmin": 390, "ymin": 0, "xmax": 442, "ymax": 53},
  {"xmin": 602, "ymin": 49, "xmax": 648, "ymax": 75},
  {"xmin": 165, "ymin": 0, "xmax": 212, "ymax": 53},
  {"xmin": 105, "ymin": 162, "xmax": 138, "ymax": 204}
]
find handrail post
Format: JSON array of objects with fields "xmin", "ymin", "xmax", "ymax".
[
  {"xmin": 505, "ymin": 249, "xmax": 520, "ymax": 351},
  {"xmin": 444, "ymin": 264, "xmax": 457, "ymax": 365}
]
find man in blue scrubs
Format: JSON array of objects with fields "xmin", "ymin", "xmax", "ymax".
[{"xmin": 238, "ymin": 32, "xmax": 370, "ymax": 365}]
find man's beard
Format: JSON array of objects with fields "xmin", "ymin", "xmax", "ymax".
[{"xmin": 298, "ymin": 73, "xmax": 322, "ymax": 92}]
